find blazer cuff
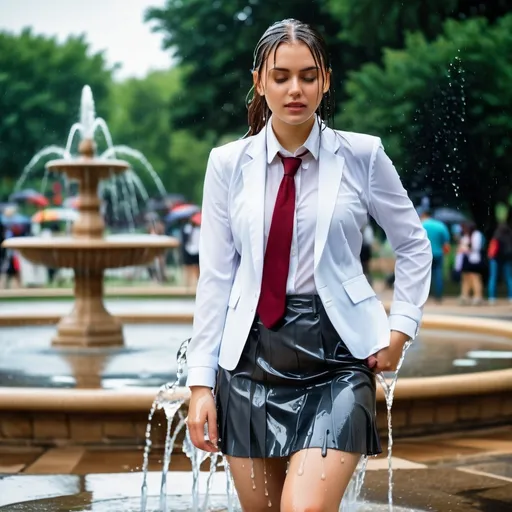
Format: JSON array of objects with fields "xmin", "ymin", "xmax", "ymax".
[
  {"xmin": 186, "ymin": 367, "xmax": 217, "ymax": 389},
  {"xmin": 389, "ymin": 314, "xmax": 418, "ymax": 340},
  {"xmin": 389, "ymin": 300, "xmax": 423, "ymax": 339},
  {"xmin": 390, "ymin": 300, "xmax": 422, "ymax": 321}
]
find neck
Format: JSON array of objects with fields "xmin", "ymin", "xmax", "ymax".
[{"xmin": 271, "ymin": 115, "xmax": 315, "ymax": 153}]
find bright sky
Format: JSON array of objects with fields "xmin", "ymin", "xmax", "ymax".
[{"xmin": 0, "ymin": 0, "xmax": 173, "ymax": 80}]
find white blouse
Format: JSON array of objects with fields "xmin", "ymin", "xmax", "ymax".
[{"xmin": 264, "ymin": 119, "xmax": 321, "ymax": 294}]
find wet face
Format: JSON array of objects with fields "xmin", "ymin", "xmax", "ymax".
[{"xmin": 253, "ymin": 41, "xmax": 330, "ymax": 128}]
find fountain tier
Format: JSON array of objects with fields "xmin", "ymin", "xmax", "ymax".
[{"xmin": 2, "ymin": 139, "xmax": 178, "ymax": 348}]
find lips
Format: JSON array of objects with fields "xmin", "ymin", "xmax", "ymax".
[{"xmin": 285, "ymin": 103, "xmax": 306, "ymax": 108}]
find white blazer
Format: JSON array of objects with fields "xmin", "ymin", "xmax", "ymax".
[{"xmin": 186, "ymin": 124, "xmax": 432, "ymax": 389}]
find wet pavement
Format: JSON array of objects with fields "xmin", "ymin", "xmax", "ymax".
[
  {"xmin": 0, "ymin": 464, "xmax": 510, "ymax": 511},
  {"xmin": 1, "ymin": 427, "xmax": 511, "ymax": 510}
]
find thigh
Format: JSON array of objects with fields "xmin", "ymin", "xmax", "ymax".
[
  {"xmin": 227, "ymin": 456, "xmax": 288, "ymax": 512},
  {"xmin": 281, "ymin": 448, "xmax": 360, "ymax": 512}
]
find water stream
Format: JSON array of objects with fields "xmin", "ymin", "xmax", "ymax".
[
  {"xmin": 138, "ymin": 339, "xmax": 414, "ymax": 512},
  {"xmin": 14, "ymin": 85, "xmax": 167, "ymax": 224}
]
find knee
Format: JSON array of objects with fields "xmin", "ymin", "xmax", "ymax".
[{"xmin": 281, "ymin": 499, "xmax": 328, "ymax": 512}]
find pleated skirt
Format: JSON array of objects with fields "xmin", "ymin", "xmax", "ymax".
[{"xmin": 216, "ymin": 295, "xmax": 382, "ymax": 459}]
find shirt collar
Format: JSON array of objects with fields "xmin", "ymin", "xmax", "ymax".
[{"xmin": 266, "ymin": 115, "xmax": 321, "ymax": 165}]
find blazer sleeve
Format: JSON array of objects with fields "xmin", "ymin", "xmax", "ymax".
[
  {"xmin": 367, "ymin": 139, "xmax": 432, "ymax": 339},
  {"xmin": 185, "ymin": 148, "xmax": 238, "ymax": 389}
]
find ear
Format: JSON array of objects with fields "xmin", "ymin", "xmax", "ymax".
[
  {"xmin": 323, "ymin": 69, "xmax": 331, "ymax": 94},
  {"xmin": 253, "ymin": 70, "xmax": 264, "ymax": 96}
]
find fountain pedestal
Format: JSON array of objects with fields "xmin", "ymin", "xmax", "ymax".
[{"xmin": 53, "ymin": 269, "xmax": 123, "ymax": 347}]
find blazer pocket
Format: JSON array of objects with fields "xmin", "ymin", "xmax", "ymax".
[{"xmin": 342, "ymin": 274, "xmax": 376, "ymax": 304}]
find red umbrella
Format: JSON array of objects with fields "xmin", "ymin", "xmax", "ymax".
[
  {"xmin": 191, "ymin": 212, "xmax": 202, "ymax": 225},
  {"xmin": 9, "ymin": 189, "xmax": 49, "ymax": 207},
  {"xmin": 171, "ymin": 203, "xmax": 198, "ymax": 212}
]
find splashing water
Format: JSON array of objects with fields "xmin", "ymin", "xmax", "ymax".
[
  {"xmin": 15, "ymin": 146, "xmax": 68, "ymax": 192},
  {"xmin": 141, "ymin": 339, "xmax": 189, "ymax": 512},
  {"xmin": 80, "ymin": 85, "xmax": 96, "ymax": 139},
  {"xmin": 14, "ymin": 85, "xmax": 167, "ymax": 223},
  {"xmin": 375, "ymin": 341, "xmax": 412, "ymax": 512},
  {"xmin": 101, "ymin": 145, "xmax": 167, "ymax": 197},
  {"xmin": 141, "ymin": 341, "xmax": 414, "ymax": 512}
]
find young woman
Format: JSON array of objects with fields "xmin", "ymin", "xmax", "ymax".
[{"xmin": 185, "ymin": 19, "xmax": 432, "ymax": 512}]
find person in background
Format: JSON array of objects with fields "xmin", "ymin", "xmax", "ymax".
[
  {"xmin": 458, "ymin": 221, "xmax": 485, "ymax": 305},
  {"xmin": 487, "ymin": 220, "xmax": 512, "ymax": 303},
  {"xmin": 0, "ymin": 207, "xmax": 21, "ymax": 289},
  {"xmin": 420, "ymin": 209, "xmax": 450, "ymax": 302},
  {"xmin": 181, "ymin": 215, "xmax": 200, "ymax": 289}
]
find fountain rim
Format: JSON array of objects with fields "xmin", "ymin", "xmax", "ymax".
[
  {"xmin": 0, "ymin": 313, "xmax": 511, "ymax": 411},
  {"xmin": 46, "ymin": 158, "xmax": 129, "ymax": 170},
  {"xmin": 2, "ymin": 235, "xmax": 180, "ymax": 250}
]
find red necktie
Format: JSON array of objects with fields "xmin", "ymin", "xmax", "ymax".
[{"xmin": 257, "ymin": 151, "xmax": 306, "ymax": 328}]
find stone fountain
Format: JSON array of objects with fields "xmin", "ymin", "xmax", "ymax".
[{"xmin": 2, "ymin": 87, "xmax": 178, "ymax": 348}]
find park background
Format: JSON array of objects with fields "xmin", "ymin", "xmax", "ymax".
[{"xmin": 0, "ymin": 0, "xmax": 511, "ymax": 235}]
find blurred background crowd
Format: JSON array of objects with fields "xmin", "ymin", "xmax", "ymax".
[{"xmin": 0, "ymin": 0, "xmax": 511, "ymax": 300}]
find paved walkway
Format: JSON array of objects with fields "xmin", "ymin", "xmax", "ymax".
[{"xmin": 0, "ymin": 426, "xmax": 511, "ymax": 510}]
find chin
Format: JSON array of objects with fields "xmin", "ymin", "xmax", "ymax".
[{"xmin": 279, "ymin": 111, "xmax": 315, "ymax": 126}]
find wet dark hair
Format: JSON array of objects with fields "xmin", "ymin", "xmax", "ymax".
[{"xmin": 245, "ymin": 19, "xmax": 334, "ymax": 137}]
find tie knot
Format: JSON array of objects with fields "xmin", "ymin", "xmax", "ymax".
[{"xmin": 278, "ymin": 150, "xmax": 308, "ymax": 177}]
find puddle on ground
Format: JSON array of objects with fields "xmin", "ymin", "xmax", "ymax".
[{"xmin": 0, "ymin": 494, "xmax": 422, "ymax": 512}]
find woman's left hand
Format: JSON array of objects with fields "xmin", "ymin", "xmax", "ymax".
[{"xmin": 366, "ymin": 331, "xmax": 409, "ymax": 373}]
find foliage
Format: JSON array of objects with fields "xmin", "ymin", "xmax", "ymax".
[
  {"xmin": 108, "ymin": 69, "xmax": 181, "ymax": 192},
  {"xmin": 327, "ymin": 0, "xmax": 511, "ymax": 57},
  {"xmin": 0, "ymin": 29, "xmax": 113, "ymax": 190},
  {"xmin": 339, "ymin": 15, "xmax": 512, "ymax": 229},
  {"xmin": 108, "ymin": 67, "xmax": 215, "ymax": 203}
]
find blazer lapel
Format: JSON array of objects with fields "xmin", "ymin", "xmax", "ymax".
[
  {"xmin": 314, "ymin": 129, "xmax": 345, "ymax": 269},
  {"xmin": 241, "ymin": 129, "xmax": 267, "ymax": 279}
]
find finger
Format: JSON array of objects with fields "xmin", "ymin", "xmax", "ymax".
[
  {"xmin": 189, "ymin": 422, "xmax": 208, "ymax": 451},
  {"xmin": 207, "ymin": 412, "xmax": 218, "ymax": 449}
]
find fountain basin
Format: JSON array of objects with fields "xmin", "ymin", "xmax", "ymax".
[
  {"xmin": 3, "ymin": 235, "xmax": 179, "ymax": 269},
  {"xmin": 0, "ymin": 312, "xmax": 511, "ymax": 447}
]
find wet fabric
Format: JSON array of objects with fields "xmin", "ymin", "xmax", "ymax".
[{"xmin": 216, "ymin": 295, "xmax": 382, "ymax": 458}]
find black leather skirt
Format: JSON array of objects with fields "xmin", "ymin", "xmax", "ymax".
[{"xmin": 216, "ymin": 295, "xmax": 382, "ymax": 459}]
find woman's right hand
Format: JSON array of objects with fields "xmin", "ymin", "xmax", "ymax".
[{"xmin": 187, "ymin": 386, "xmax": 219, "ymax": 453}]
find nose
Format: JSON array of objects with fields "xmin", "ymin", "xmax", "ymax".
[{"xmin": 288, "ymin": 76, "xmax": 301, "ymax": 97}]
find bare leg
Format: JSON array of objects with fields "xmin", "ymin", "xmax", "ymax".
[
  {"xmin": 227, "ymin": 456, "xmax": 288, "ymax": 512},
  {"xmin": 183, "ymin": 265, "xmax": 193, "ymax": 289},
  {"xmin": 281, "ymin": 448, "xmax": 360, "ymax": 512},
  {"xmin": 460, "ymin": 272, "xmax": 470, "ymax": 302},
  {"xmin": 470, "ymin": 272, "xmax": 483, "ymax": 303}
]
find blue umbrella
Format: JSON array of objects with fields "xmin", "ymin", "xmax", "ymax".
[
  {"xmin": 165, "ymin": 205, "xmax": 200, "ymax": 224},
  {"xmin": 432, "ymin": 208, "xmax": 468, "ymax": 225},
  {"xmin": 1, "ymin": 213, "xmax": 31, "ymax": 226}
]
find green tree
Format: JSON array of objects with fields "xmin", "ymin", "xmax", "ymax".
[
  {"xmin": 340, "ymin": 15, "xmax": 512, "ymax": 230},
  {"xmin": 108, "ymin": 67, "xmax": 216, "ymax": 202},
  {"xmin": 0, "ymin": 29, "xmax": 113, "ymax": 189},
  {"xmin": 145, "ymin": 0, "xmax": 352, "ymax": 138},
  {"xmin": 108, "ymin": 68, "xmax": 182, "ymax": 193},
  {"xmin": 327, "ymin": 0, "xmax": 510, "ymax": 58}
]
